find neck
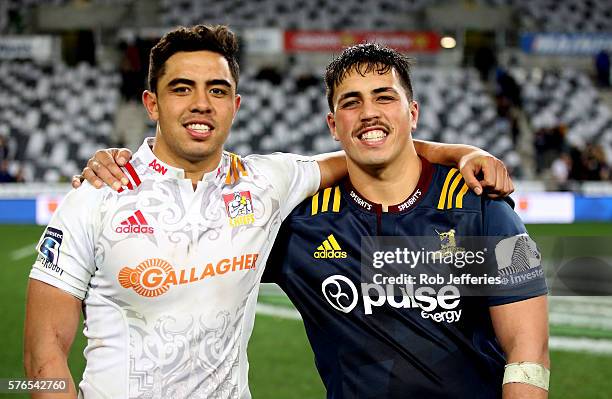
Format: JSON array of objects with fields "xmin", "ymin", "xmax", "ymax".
[
  {"xmin": 347, "ymin": 147, "xmax": 421, "ymax": 209},
  {"xmin": 152, "ymin": 134, "xmax": 221, "ymax": 186}
]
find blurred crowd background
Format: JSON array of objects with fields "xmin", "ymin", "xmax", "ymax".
[{"xmin": 0, "ymin": 0, "xmax": 611, "ymax": 196}]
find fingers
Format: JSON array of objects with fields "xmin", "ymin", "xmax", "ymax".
[
  {"xmin": 459, "ymin": 153, "xmax": 514, "ymax": 198},
  {"xmin": 99, "ymin": 149, "xmax": 130, "ymax": 187},
  {"xmin": 481, "ymin": 157, "xmax": 516, "ymax": 198},
  {"xmin": 461, "ymin": 167, "xmax": 483, "ymax": 196},
  {"xmin": 71, "ymin": 175, "xmax": 83, "ymax": 189},
  {"xmin": 115, "ymin": 148, "xmax": 132, "ymax": 166},
  {"xmin": 82, "ymin": 166, "xmax": 103, "ymax": 189},
  {"xmin": 81, "ymin": 149, "xmax": 132, "ymax": 191},
  {"xmin": 86, "ymin": 156, "xmax": 121, "ymax": 191},
  {"xmin": 478, "ymin": 157, "xmax": 498, "ymax": 195}
]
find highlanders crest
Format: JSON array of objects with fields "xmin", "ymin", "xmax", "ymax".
[{"xmin": 435, "ymin": 228, "xmax": 465, "ymax": 256}]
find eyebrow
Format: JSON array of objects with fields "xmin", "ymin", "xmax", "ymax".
[
  {"xmin": 207, "ymin": 79, "xmax": 232, "ymax": 88},
  {"xmin": 167, "ymin": 78, "xmax": 195, "ymax": 88},
  {"xmin": 337, "ymin": 87, "xmax": 398, "ymax": 102},
  {"xmin": 372, "ymin": 87, "xmax": 398, "ymax": 95},
  {"xmin": 337, "ymin": 91, "xmax": 360, "ymax": 103},
  {"xmin": 166, "ymin": 78, "xmax": 233, "ymax": 89}
]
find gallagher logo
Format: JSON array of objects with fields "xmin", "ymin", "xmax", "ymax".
[
  {"xmin": 115, "ymin": 210, "xmax": 154, "ymax": 234},
  {"xmin": 148, "ymin": 159, "xmax": 167, "ymax": 175},
  {"xmin": 118, "ymin": 253, "xmax": 258, "ymax": 297}
]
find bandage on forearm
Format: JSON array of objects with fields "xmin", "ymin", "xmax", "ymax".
[{"xmin": 503, "ymin": 362, "xmax": 550, "ymax": 391}]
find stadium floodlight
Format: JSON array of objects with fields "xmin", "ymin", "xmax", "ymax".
[{"xmin": 440, "ymin": 36, "xmax": 457, "ymax": 49}]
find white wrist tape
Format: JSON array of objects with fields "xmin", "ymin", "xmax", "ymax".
[{"xmin": 503, "ymin": 362, "xmax": 550, "ymax": 391}]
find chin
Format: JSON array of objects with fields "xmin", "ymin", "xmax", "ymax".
[
  {"xmin": 357, "ymin": 158, "xmax": 389, "ymax": 169},
  {"xmin": 178, "ymin": 147, "xmax": 214, "ymax": 162}
]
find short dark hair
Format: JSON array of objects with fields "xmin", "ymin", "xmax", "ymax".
[
  {"xmin": 324, "ymin": 43, "xmax": 414, "ymax": 112},
  {"xmin": 148, "ymin": 24, "xmax": 240, "ymax": 93}
]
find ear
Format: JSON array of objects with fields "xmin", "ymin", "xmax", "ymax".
[
  {"xmin": 232, "ymin": 94, "xmax": 242, "ymax": 121},
  {"xmin": 142, "ymin": 90, "xmax": 159, "ymax": 121},
  {"xmin": 409, "ymin": 100, "xmax": 419, "ymax": 131},
  {"xmin": 326, "ymin": 112, "xmax": 340, "ymax": 141}
]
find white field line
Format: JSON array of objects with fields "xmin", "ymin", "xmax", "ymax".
[
  {"xmin": 258, "ymin": 287, "xmax": 612, "ymax": 330},
  {"xmin": 549, "ymin": 296, "xmax": 612, "ymax": 306},
  {"xmin": 549, "ymin": 313, "xmax": 612, "ymax": 330},
  {"xmin": 549, "ymin": 296, "xmax": 612, "ymax": 330},
  {"xmin": 259, "ymin": 283, "xmax": 285, "ymax": 296},
  {"xmin": 550, "ymin": 303, "xmax": 612, "ymax": 318},
  {"xmin": 9, "ymin": 242, "xmax": 38, "ymax": 261},
  {"xmin": 255, "ymin": 302, "xmax": 612, "ymax": 354},
  {"xmin": 549, "ymin": 336, "xmax": 612, "ymax": 355},
  {"xmin": 256, "ymin": 303, "xmax": 302, "ymax": 320}
]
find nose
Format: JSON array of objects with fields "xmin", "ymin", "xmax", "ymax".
[
  {"xmin": 359, "ymin": 99, "xmax": 381, "ymax": 121},
  {"xmin": 190, "ymin": 89, "xmax": 213, "ymax": 114}
]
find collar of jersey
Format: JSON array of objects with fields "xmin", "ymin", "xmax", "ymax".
[
  {"xmin": 342, "ymin": 156, "xmax": 434, "ymax": 214},
  {"xmin": 134, "ymin": 137, "xmax": 226, "ymax": 182}
]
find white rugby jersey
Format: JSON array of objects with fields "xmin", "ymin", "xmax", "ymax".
[{"xmin": 30, "ymin": 138, "xmax": 320, "ymax": 399}]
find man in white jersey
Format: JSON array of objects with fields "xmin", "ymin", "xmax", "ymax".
[{"xmin": 26, "ymin": 25, "xmax": 512, "ymax": 399}]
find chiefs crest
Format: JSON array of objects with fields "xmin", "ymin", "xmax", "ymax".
[{"xmin": 223, "ymin": 191, "xmax": 255, "ymax": 227}]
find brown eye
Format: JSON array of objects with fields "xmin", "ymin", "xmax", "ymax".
[
  {"xmin": 341, "ymin": 100, "xmax": 358, "ymax": 108},
  {"xmin": 172, "ymin": 86, "xmax": 189, "ymax": 93}
]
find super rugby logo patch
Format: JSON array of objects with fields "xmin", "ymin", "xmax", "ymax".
[
  {"xmin": 223, "ymin": 191, "xmax": 255, "ymax": 227},
  {"xmin": 36, "ymin": 226, "xmax": 65, "ymax": 276}
]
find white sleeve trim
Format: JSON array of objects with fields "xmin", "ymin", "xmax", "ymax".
[{"xmin": 29, "ymin": 268, "xmax": 87, "ymax": 300}]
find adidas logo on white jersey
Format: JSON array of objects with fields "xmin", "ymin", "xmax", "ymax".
[{"xmin": 115, "ymin": 210, "xmax": 154, "ymax": 234}]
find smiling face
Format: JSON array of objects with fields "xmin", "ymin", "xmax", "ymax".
[
  {"xmin": 326, "ymin": 66, "xmax": 419, "ymax": 171},
  {"xmin": 143, "ymin": 50, "xmax": 241, "ymax": 171}
]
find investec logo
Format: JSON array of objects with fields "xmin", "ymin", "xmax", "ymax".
[{"xmin": 314, "ymin": 234, "xmax": 347, "ymax": 259}]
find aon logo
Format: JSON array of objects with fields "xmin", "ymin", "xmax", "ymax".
[{"xmin": 148, "ymin": 159, "xmax": 167, "ymax": 175}]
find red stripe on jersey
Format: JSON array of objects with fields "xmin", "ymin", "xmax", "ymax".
[
  {"xmin": 125, "ymin": 162, "xmax": 142, "ymax": 187},
  {"xmin": 134, "ymin": 210, "xmax": 147, "ymax": 225},
  {"xmin": 128, "ymin": 216, "xmax": 138, "ymax": 225}
]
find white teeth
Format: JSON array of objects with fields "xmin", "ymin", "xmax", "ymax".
[
  {"xmin": 187, "ymin": 123, "xmax": 211, "ymax": 132},
  {"xmin": 360, "ymin": 130, "xmax": 386, "ymax": 141}
]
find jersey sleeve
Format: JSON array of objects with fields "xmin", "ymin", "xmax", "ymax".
[
  {"xmin": 249, "ymin": 153, "xmax": 321, "ymax": 220},
  {"xmin": 261, "ymin": 219, "xmax": 293, "ymax": 285},
  {"xmin": 29, "ymin": 184, "xmax": 104, "ymax": 300},
  {"xmin": 483, "ymin": 198, "xmax": 548, "ymax": 306}
]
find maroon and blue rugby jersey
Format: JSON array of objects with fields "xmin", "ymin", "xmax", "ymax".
[{"xmin": 263, "ymin": 157, "xmax": 547, "ymax": 399}]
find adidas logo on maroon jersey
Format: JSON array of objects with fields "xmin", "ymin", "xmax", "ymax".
[{"xmin": 116, "ymin": 210, "xmax": 154, "ymax": 234}]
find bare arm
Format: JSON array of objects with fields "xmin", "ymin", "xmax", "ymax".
[
  {"xmin": 72, "ymin": 141, "xmax": 514, "ymax": 197},
  {"xmin": 490, "ymin": 296, "xmax": 550, "ymax": 399},
  {"xmin": 413, "ymin": 139, "xmax": 514, "ymax": 197},
  {"xmin": 313, "ymin": 151, "xmax": 346, "ymax": 190},
  {"xmin": 24, "ymin": 279, "xmax": 82, "ymax": 399}
]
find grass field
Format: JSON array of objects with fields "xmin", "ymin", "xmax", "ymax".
[{"xmin": 2, "ymin": 223, "xmax": 612, "ymax": 398}]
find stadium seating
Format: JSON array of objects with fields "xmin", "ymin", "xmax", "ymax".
[
  {"xmin": 159, "ymin": 0, "xmax": 439, "ymax": 29},
  {"xmin": 0, "ymin": 56, "xmax": 520, "ymax": 182},
  {"xmin": 509, "ymin": 67, "xmax": 612, "ymax": 164},
  {"xmin": 2, "ymin": 59, "xmax": 609, "ymax": 182},
  {"xmin": 158, "ymin": 0, "xmax": 612, "ymax": 33},
  {"xmin": 227, "ymin": 64, "xmax": 518, "ymax": 170},
  {"xmin": 484, "ymin": 0, "xmax": 612, "ymax": 32},
  {"xmin": 0, "ymin": 60, "xmax": 120, "ymax": 181}
]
